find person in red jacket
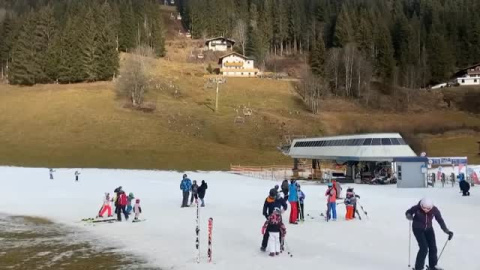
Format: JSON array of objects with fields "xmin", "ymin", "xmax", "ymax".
[{"xmin": 117, "ymin": 191, "xmax": 129, "ymax": 221}]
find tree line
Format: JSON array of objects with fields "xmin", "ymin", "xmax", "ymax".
[
  {"xmin": 178, "ymin": 0, "xmax": 480, "ymax": 88},
  {"xmin": 0, "ymin": 0, "xmax": 165, "ymax": 86}
]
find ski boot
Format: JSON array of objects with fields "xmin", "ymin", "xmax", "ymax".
[
  {"xmin": 260, "ymin": 246, "xmax": 266, "ymax": 252},
  {"xmin": 269, "ymin": 252, "xmax": 275, "ymax": 257}
]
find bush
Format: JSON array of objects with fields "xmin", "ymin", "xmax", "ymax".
[{"xmin": 460, "ymin": 90, "xmax": 480, "ymax": 114}]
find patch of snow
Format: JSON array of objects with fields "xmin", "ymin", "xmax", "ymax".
[{"xmin": 1, "ymin": 166, "xmax": 479, "ymax": 270}]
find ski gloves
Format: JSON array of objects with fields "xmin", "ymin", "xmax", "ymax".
[
  {"xmin": 406, "ymin": 213, "xmax": 414, "ymax": 221},
  {"xmin": 447, "ymin": 231, "xmax": 454, "ymax": 240}
]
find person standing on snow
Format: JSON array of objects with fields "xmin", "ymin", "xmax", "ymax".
[
  {"xmin": 406, "ymin": 198, "xmax": 454, "ymax": 270},
  {"xmin": 98, "ymin": 193, "xmax": 113, "ymax": 218},
  {"xmin": 288, "ymin": 180, "xmax": 299, "ymax": 224},
  {"xmin": 281, "ymin": 180, "xmax": 289, "ymax": 198},
  {"xmin": 116, "ymin": 191, "xmax": 129, "ymax": 221},
  {"xmin": 190, "ymin": 180, "xmax": 199, "ymax": 206},
  {"xmin": 49, "ymin": 168, "xmax": 55, "ymax": 180},
  {"xmin": 297, "ymin": 184, "xmax": 305, "ymax": 221},
  {"xmin": 346, "ymin": 187, "xmax": 360, "ymax": 219},
  {"xmin": 74, "ymin": 171, "xmax": 80, "ymax": 182},
  {"xmin": 261, "ymin": 208, "xmax": 286, "ymax": 257},
  {"xmin": 133, "ymin": 199, "xmax": 142, "ymax": 221},
  {"xmin": 180, "ymin": 174, "xmax": 192, "ymax": 208},
  {"xmin": 126, "ymin": 192, "xmax": 135, "ymax": 215},
  {"xmin": 197, "ymin": 180, "xmax": 208, "ymax": 207},
  {"xmin": 261, "ymin": 188, "xmax": 288, "ymax": 252},
  {"xmin": 113, "ymin": 186, "xmax": 123, "ymax": 215},
  {"xmin": 325, "ymin": 183, "xmax": 337, "ymax": 221}
]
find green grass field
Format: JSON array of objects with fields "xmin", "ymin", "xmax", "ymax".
[{"xmin": 0, "ymin": 57, "xmax": 479, "ymax": 170}]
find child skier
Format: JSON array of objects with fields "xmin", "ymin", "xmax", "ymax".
[
  {"xmin": 261, "ymin": 189, "xmax": 288, "ymax": 252},
  {"xmin": 116, "ymin": 191, "xmax": 128, "ymax": 221},
  {"xmin": 406, "ymin": 198, "xmax": 454, "ymax": 270},
  {"xmin": 325, "ymin": 183, "xmax": 337, "ymax": 221},
  {"xmin": 126, "ymin": 192, "xmax": 135, "ymax": 215},
  {"xmin": 49, "ymin": 168, "xmax": 55, "ymax": 180},
  {"xmin": 190, "ymin": 180, "xmax": 199, "ymax": 206},
  {"xmin": 297, "ymin": 184, "xmax": 305, "ymax": 221},
  {"xmin": 133, "ymin": 199, "xmax": 142, "ymax": 221},
  {"xmin": 345, "ymin": 187, "xmax": 360, "ymax": 219},
  {"xmin": 261, "ymin": 208, "xmax": 286, "ymax": 257},
  {"xmin": 98, "ymin": 193, "xmax": 113, "ymax": 218},
  {"xmin": 74, "ymin": 171, "xmax": 80, "ymax": 182}
]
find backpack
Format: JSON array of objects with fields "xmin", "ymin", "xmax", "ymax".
[{"xmin": 281, "ymin": 180, "xmax": 289, "ymax": 191}]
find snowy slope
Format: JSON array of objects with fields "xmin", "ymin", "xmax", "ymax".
[{"xmin": 1, "ymin": 167, "xmax": 479, "ymax": 270}]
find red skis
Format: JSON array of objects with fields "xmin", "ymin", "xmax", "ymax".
[{"xmin": 207, "ymin": 217, "xmax": 213, "ymax": 263}]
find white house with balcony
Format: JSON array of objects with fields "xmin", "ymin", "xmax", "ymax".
[
  {"xmin": 205, "ymin": 37, "xmax": 235, "ymax": 52},
  {"xmin": 218, "ymin": 52, "xmax": 260, "ymax": 77},
  {"xmin": 455, "ymin": 64, "xmax": 480, "ymax": 85}
]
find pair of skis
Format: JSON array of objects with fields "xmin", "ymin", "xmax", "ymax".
[{"xmin": 195, "ymin": 201, "xmax": 213, "ymax": 264}]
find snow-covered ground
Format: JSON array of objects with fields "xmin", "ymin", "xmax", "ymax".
[{"xmin": 1, "ymin": 166, "xmax": 479, "ymax": 270}]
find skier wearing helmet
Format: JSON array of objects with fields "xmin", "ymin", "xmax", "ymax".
[{"xmin": 405, "ymin": 198, "xmax": 454, "ymax": 270}]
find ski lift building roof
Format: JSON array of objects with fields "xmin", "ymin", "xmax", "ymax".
[{"xmin": 285, "ymin": 133, "xmax": 417, "ymax": 162}]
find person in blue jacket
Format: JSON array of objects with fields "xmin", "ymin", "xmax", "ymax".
[
  {"xmin": 288, "ymin": 180, "xmax": 299, "ymax": 224},
  {"xmin": 180, "ymin": 174, "xmax": 192, "ymax": 208}
]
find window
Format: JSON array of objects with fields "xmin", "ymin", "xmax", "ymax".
[
  {"xmin": 475, "ymin": 79, "xmax": 478, "ymax": 83},
  {"xmin": 381, "ymin": 138, "xmax": 392, "ymax": 145},
  {"xmin": 391, "ymin": 138, "xmax": 400, "ymax": 145},
  {"xmin": 372, "ymin": 138, "xmax": 381, "ymax": 145},
  {"xmin": 363, "ymin": 138, "xmax": 372, "ymax": 145},
  {"xmin": 398, "ymin": 138, "xmax": 406, "ymax": 145},
  {"xmin": 398, "ymin": 165, "xmax": 402, "ymax": 180},
  {"xmin": 462, "ymin": 79, "xmax": 465, "ymax": 83}
]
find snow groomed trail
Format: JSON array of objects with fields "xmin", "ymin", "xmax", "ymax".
[{"xmin": 1, "ymin": 167, "xmax": 479, "ymax": 270}]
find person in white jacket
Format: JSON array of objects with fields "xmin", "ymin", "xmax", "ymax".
[
  {"xmin": 133, "ymin": 199, "xmax": 142, "ymax": 221},
  {"xmin": 98, "ymin": 193, "xmax": 113, "ymax": 218}
]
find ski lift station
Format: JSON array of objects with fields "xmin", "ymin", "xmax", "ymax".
[{"xmin": 280, "ymin": 133, "xmax": 429, "ymax": 188}]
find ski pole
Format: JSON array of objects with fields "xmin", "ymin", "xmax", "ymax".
[
  {"xmin": 408, "ymin": 221, "xmax": 412, "ymax": 268},
  {"xmin": 358, "ymin": 202, "xmax": 369, "ymax": 219},
  {"xmin": 284, "ymin": 239, "xmax": 293, "ymax": 257},
  {"xmin": 437, "ymin": 238, "xmax": 450, "ymax": 263}
]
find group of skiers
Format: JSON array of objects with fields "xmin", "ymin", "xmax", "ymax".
[
  {"xmin": 97, "ymin": 186, "xmax": 142, "ymax": 222},
  {"xmin": 48, "ymin": 168, "xmax": 80, "ymax": 182},
  {"xmin": 180, "ymin": 174, "xmax": 208, "ymax": 208}
]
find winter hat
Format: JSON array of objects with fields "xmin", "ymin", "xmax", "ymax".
[
  {"xmin": 328, "ymin": 183, "xmax": 333, "ymax": 187},
  {"xmin": 274, "ymin": 185, "xmax": 279, "ymax": 190},
  {"xmin": 183, "ymin": 174, "xmax": 188, "ymax": 178},
  {"xmin": 420, "ymin": 198, "xmax": 434, "ymax": 211},
  {"xmin": 269, "ymin": 188, "xmax": 277, "ymax": 198},
  {"xmin": 136, "ymin": 199, "xmax": 140, "ymax": 203}
]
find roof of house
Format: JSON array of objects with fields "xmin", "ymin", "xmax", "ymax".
[
  {"xmin": 205, "ymin": 37, "xmax": 235, "ymax": 45},
  {"xmin": 283, "ymin": 133, "xmax": 417, "ymax": 162},
  {"xmin": 453, "ymin": 63, "xmax": 480, "ymax": 78},
  {"xmin": 218, "ymin": 52, "xmax": 254, "ymax": 64}
]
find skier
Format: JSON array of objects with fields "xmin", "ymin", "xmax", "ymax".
[
  {"xmin": 297, "ymin": 184, "xmax": 305, "ymax": 221},
  {"xmin": 113, "ymin": 186, "xmax": 123, "ymax": 215},
  {"xmin": 458, "ymin": 173, "xmax": 470, "ymax": 196},
  {"xmin": 49, "ymin": 168, "xmax": 55, "ymax": 180},
  {"xmin": 198, "ymin": 180, "xmax": 208, "ymax": 207},
  {"xmin": 261, "ymin": 207, "xmax": 286, "ymax": 257},
  {"xmin": 332, "ymin": 180, "xmax": 342, "ymax": 199},
  {"xmin": 287, "ymin": 180, "xmax": 299, "ymax": 224},
  {"xmin": 281, "ymin": 179, "xmax": 289, "ymax": 198},
  {"xmin": 261, "ymin": 188, "xmax": 288, "ymax": 252},
  {"xmin": 346, "ymin": 187, "xmax": 360, "ymax": 218},
  {"xmin": 180, "ymin": 174, "xmax": 192, "ymax": 208},
  {"xmin": 190, "ymin": 180, "xmax": 199, "ymax": 206},
  {"xmin": 98, "ymin": 193, "xmax": 113, "ymax": 218},
  {"xmin": 116, "ymin": 191, "xmax": 129, "ymax": 221},
  {"xmin": 405, "ymin": 198, "xmax": 454, "ymax": 270},
  {"xmin": 126, "ymin": 192, "xmax": 135, "ymax": 215},
  {"xmin": 325, "ymin": 183, "xmax": 337, "ymax": 221},
  {"xmin": 74, "ymin": 171, "xmax": 80, "ymax": 182},
  {"xmin": 133, "ymin": 198, "xmax": 142, "ymax": 221}
]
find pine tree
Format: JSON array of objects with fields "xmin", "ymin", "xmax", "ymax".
[
  {"xmin": 334, "ymin": 6, "xmax": 353, "ymax": 47},
  {"xmin": 33, "ymin": 5, "xmax": 57, "ymax": 83},
  {"xmin": 374, "ymin": 23, "xmax": 395, "ymax": 82},
  {"xmin": 119, "ymin": 1, "xmax": 136, "ymax": 52},
  {"xmin": 0, "ymin": 14, "xmax": 16, "ymax": 75},
  {"xmin": 310, "ymin": 36, "xmax": 326, "ymax": 76},
  {"xmin": 94, "ymin": 2, "xmax": 119, "ymax": 81},
  {"xmin": 9, "ymin": 13, "xmax": 36, "ymax": 85}
]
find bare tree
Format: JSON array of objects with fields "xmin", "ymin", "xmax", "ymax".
[
  {"xmin": 297, "ymin": 72, "xmax": 329, "ymax": 114},
  {"xmin": 116, "ymin": 46, "xmax": 155, "ymax": 106},
  {"xmin": 326, "ymin": 48, "xmax": 341, "ymax": 96},
  {"xmin": 343, "ymin": 43, "xmax": 356, "ymax": 97},
  {"xmin": 233, "ymin": 19, "xmax": 247, "ymax": 55}
]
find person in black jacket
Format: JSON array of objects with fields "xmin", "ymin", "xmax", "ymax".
[
  {"xmin": 261, "ymin": 189, "xmax": 288, "ymax": 252},
  {"xmin": 197, "ymin": 180, "xmax": 208, "ymax": 207},
  {"xmin": 405, "ymin": 198, "xmax": 454, "ymax": 270}
]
